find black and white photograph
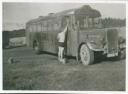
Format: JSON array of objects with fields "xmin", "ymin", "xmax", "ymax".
[{"xmin": 2, "ymin": 2, "xmax": 126, "ymax": 91}]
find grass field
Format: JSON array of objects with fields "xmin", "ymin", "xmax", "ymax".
[{"xmin": 3, "ymin": 46, "xmax": 125, "ymax": 91}]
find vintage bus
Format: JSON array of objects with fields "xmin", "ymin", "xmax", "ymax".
[{"xmin": 26, "ymin": 5, "xmax": 125, "ymax": 65}]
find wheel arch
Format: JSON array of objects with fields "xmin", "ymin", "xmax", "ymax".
[{"xmin": 78, "ymin": 42, "xmax": 93, "ymax": 53}]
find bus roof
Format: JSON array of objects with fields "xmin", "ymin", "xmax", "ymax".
[{"xmin": 26, "ymin": 5, "xmax": 101, "ymax": 25}]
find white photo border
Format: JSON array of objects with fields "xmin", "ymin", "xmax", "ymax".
[{"xmin": 0, "ymin": 0, "xmax": 127, "ymax": 93}]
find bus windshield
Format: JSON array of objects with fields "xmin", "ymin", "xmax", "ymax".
[{"xmin": 78, "ymin": 17, "xmax": 102, "ymax": 29}]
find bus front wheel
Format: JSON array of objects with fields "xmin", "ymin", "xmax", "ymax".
[
  {"xmin": 33, "ymin": 41, "xmax": 40, "ymax": 54},
  {"xmin": 80, "ymin": 44, "xmax": 94, "ymax": 65}
]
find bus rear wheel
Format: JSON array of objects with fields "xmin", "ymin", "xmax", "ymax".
[
  {"xmin": 80, "ymin": 44, "xmax": 94, "ymax": 65},
  {"xmin": 33, "ymin": 41, "xmax": 40, "ymax": 54}
]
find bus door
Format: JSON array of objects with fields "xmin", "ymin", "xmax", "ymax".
[{"xmin": 67, "ymin": 15, "xmax": 78, "ymax": 57}]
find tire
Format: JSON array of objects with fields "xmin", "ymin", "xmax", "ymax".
[
  {"xmin": 80, "ymin": 44, "xmax": 94, "ymax": 65},
  {"xmin": 33, "ymin": 41, "xmax": 40, "ymax": 54}
]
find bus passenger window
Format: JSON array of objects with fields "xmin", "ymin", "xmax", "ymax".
[
  {"xmin": 37, "ymin": 24, "xmax": 42, "ymax": 32},
  {"xmin": 34, "ymin": 24, "xmax": 37, "ymax": 32},
  {"xmin": 32, "ymin": 24, "xmax": 34, "ymax": 32},
  {"xmin": 49, "ymin": 20, "xmax": 53, "ymax": 31},
  {"xmin": 41, "ymin": 23, "xmax": 43, "ymax": 32},
  {"xmin": 50, "ymin": 23, "xmax": 53, "ymax": 31},
  {"xmin": 83, "ymin": 16, "xmax": 89, "ymax": 28},
  {"xmin": 48, "ymin": 23, "xmax": 52, "ymax": 31},
  {"xmin": 94, "ymin": 17, "xmax": 99, "ymax": 24},
  {"xmin": 29, "ymin": 26, "xmax": 32, "ymax": 32},
  {"xmin": 84, "ymin": 19, "xmax": 88, "ymax": 28},
  {"xmin": 58, "ymin": 21, "xmax": 61, "ymax": 28},
  {"xmin": 27, "ymin": 26, "xmax": 30, "ymax": 32},
  {"xmin": 43, "ymin": 21, "xmax": 47, "ymax": 31},
  {"xmin": 88, "ymin": 18, "xmax": 93, "ymax": 28},
  {"xmin": 54, "ymin": 23, "xmax": 58, "ymax": 30}
]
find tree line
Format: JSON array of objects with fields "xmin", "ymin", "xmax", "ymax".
[{"xmin": 101, "ymin": 18, "xmax": 126, "ymax": 28}]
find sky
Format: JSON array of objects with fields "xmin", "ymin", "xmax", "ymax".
[{"xmin": 3, "ymin": 3, "xmax": 126, "ymax": 31}]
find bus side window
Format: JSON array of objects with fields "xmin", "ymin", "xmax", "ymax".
[
  {"xmin": 58, "ymin": 21, "xmax": 61, "ymax": 29},
  {"xmin": 27, "ymin": 26, "xmax": 30, "ymax": 32},
  {"xmin": 29, "ymin": 25, "xmax": 32, "ymax": 32},
  {"xmin": 88, "ymin": 18, "xmax": 93, "ymax": 28},
  {"xmin": 35, "ymin": 24, "xmax": 37, "ymax": 32},
  {"xmin": 46, "ymin": 21, "xmax": 48, "ymax": 31},
  {"xmin": 47, "ymin": 21, "xmax": 49, "ymax": 31},
  {"xmin": 60, "ymin": 16, "xmax": 66, "ymax": 29},
  {"xmin": 43, "ymin": 21, "xmax": 47, "ymax": 31},
  {"xmin": 39, "ymin": 23, "xmax": 42, "ymax": 32},
  {"xmin": 72, "ymin": 15, "xmax": 76, "ymax": 29},
  {"xmin": 54, "ymin": 23, "xmax": 58, "ymax": 31},
  {"xmin": 48, "ymin": 20, "xmax": 52, "ymax": 31},
  {"xmin": 32, "ymin": 24, "xmax": 34, "ymax": 32},
  {"xmin": 50, "ymin": 20, "xmax": 53, "ymax": 31},
  {"xmin": 84, "ymin": 16, "xmax": 89, "ymax": 28},
  {"xmin": 41, "ymin": 23, "xmax": 43, "ymax": 32},
  {"xmin": 42, "ymin": 22, "xmax": 44, "ymax": 31},
  {"xmin": 51, "ymin": 20, "xmax": 53, "ymax": 31},
  {"xmin": 28, "ymin": 25, "xmax": 31, "ymax": 32},
  {"xmin": 33, "ymin": 24, "xmax": 36, "ymax": 32},
  {"xmin": 28, "ymin": 26, "xmax": 30, "ymax": 32},
  {"xmin": 36, "ymin": 24, "xmax": 38, "ymax": 32}
]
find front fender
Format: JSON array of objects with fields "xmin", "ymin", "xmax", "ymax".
[{"xmin": 86, "ymin": 42, "xmax": 104, "ymax": 51}]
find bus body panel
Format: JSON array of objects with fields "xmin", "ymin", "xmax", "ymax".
[{"xmin": 26, "ymin": 5, "xmax": 120, "ymax": 58}]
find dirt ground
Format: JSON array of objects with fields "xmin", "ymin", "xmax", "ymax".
[{"xmin": 3, "ymin": 46, "xmax": 125, "ymax": 91}]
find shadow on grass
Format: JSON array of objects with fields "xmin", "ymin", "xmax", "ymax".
[
  {"xmin": 93, "ymin": 52, "xmax": 124, "ymax": 65},
  {"xmin": 39, "ymin": 51, "xmax": 76, "ymax": 59},
  {"xmin": 39, "ymin": 51, "xmax": 124, "ymax": 65}
]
